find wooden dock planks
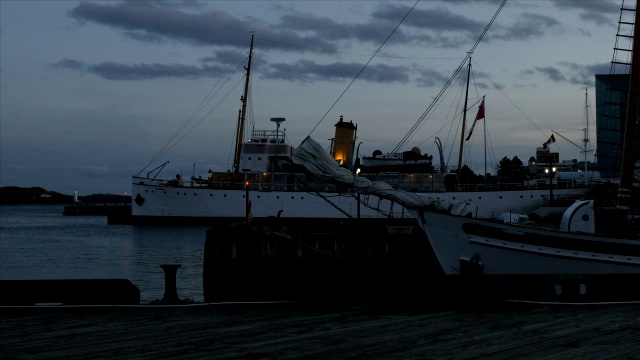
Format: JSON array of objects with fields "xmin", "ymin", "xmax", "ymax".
[{"xmin": 1, "ymin": 302, "xmax": 639, "ymax": 359}]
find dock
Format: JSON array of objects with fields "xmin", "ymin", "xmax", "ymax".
[{"xmin": 1, "ymin": 301, "xmax": 639, "ymax": 359}]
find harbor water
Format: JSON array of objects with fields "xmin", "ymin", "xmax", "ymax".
[{"xmin": 0, "ymin": 205, "xmax": 207, "ymax": 303}]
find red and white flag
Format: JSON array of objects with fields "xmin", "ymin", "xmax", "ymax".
[
  {"xmin": 542, "ymin": 134, "xmax": 556, "ymax": 149},
  {"xmin": 465, "ymin": 98, "xmax": 485, "ymax": 141}
]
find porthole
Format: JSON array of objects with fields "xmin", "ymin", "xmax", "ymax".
[
  {"xmin": 224, "ymin": 194, "xmax": 227, "ymax": 197},
  {"xmin": 291, "ymin": 196, "xmax": 294, "ymax": 199},
  {"xmin": 257, "ymin": 195, "xmax": 261, "ymax": 199},
  {"xmin": 277, "ymin": 196, "xmax": 280, "ymax": 199},
  {"xmin": 499, "ymin": 196, "xmax": 503, "ymax": 199},
  {"xmin": 258, "ymin": 157, "xmax": 262, "ymax": 161},
  {"xmin": 520, "ymin": 195, "xmax": 523, "ymax": 198},
  {"xmin": 301, "ymin": 196, "xmax": 304, "ymax": 200},
  {"xmin": 209, "ymin": 194, "xmax": 213, "ymax": 197},
  {"xmin": 248, "ymin": 157, "xmax": 252, "ymax": 160},
  {"xmin": 478, "ymin": 196, "xmax": 482, "ymax": 199}
]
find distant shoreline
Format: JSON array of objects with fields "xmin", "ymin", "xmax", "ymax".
[{"xmin": 0, "ymin": 186, "xmax": 130, "ymax": 205}]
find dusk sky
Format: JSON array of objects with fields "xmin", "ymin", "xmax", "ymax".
[{"xmin": 0, "ymin": 0, "xmax": 631, "ymax": 195}]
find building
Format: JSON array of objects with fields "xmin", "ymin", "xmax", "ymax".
[{"xmin": 594, "ymin": 74, "xmax": 640, "ymax": 179}]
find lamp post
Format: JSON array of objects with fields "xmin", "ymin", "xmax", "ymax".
[
  {"xmin": 545, "ymin": 166, "xmax": 556, "ymax": 206},
  {"xmin": 245, "ymin": 179, "xmax": 250, "ymax": 227}
]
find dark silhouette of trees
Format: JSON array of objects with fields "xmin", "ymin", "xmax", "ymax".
[
  {"xmin": 458, "ymin": 165, "xmax": 485, "ymax": 184},
  {"xmin": 497, "ymin": 156, "xmax": 527, "ymax": 182}
]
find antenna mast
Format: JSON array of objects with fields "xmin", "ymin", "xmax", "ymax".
[{"xmin": 582, "ymin": 87, "xmax": 591, "ymax": 176}]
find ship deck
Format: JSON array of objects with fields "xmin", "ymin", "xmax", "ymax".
[{"xmin": 2, "ymin": 301, "xmax": 639, "ymax": 359}]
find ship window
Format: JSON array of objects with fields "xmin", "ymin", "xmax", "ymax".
[
  {"xmin": 248, "ymin": 157, "xmax": 252, "ymax": 160},
  {"xmin": 499, "ymin": 196, "xmax": 503, "ymax": 199},
  {"xmin": 291, "ymin": 196, "xmax": 294, "ymax": 199},
  {"xmin": 224, "ymin": 194, "xmax": 227, "ymax": 197},
  {"xmin": 210, "ymin": 194, "xmax": 212, "ymax": 197},
  {"xmin": 257, "ymin": 195, "xmax": 261, "ymax": 198},
  {"xmin": 301, "ymin": 197, "xmax": 304, "ymax": 199},
  {"xmin": 277, "ymin": 196, "xmax": 279, "ymax": 199},
  {"xmin": 194, "ymin": 193, "xmax": 197, "ymax": 196},
  {"xmin": 478, "ymin": 196, "xmax": 481, "ymax": 199},
  {"xmin": 145, "ymin": 190, "xmax": 148, "ymax": 192},
  {"xmin": 258, "ymin": 157, "xmax": 262, "ymax": 161},
  {"xmin": 520, "ymin": 195, "xmax": 523, "ymax": 198}
]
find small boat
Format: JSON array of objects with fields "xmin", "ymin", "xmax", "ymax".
[{"xmin": 416, "ymin": 200, "xmax": 640, "ymax": 276}]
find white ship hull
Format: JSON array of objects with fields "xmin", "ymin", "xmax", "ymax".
[
  {"xmin": 418, "ymin": 210, "xmax": 640, "ymax": 276},
  {"xmin": 131, "ymin": 175, "xmax": 588, "ymax": 225}
]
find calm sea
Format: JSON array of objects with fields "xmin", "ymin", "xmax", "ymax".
[{"xmin": 0, "ymin": 205, "xmax": 208, "ymax": 303}]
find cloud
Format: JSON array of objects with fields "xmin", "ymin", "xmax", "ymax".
[
  {"xmin": 89, "ymin": 62, "xmax": 226, "ymax": 80},
  {"xmin": 491, "ymin": 13, "xmax": 562, "ymax": 41},
  {"xmin": 52, "ymin": 58, "xmax": 227, "ymax": 80},
  {"xmin": 523, "ymin": 62, "xmax": 612, "ymax": 85},
  {"xmin": 52, "ymin": 58, "xmax": 86, "ymax": 70},
  {"xmin": 551, "ymin": 0, "xmax": 619, "ymax": 13},
  {"xmin": 560, "ymin": 61, "xmax": 613, "ymax": 85},
  {"xmin": 68, "ymin": 1, "xmax": 336, "ymax": 51},
  {"xmin": 61, "ymin": 1, "xmax": 591, "ymax": 85},
  {"xmin": 414, "ymin": 68, "xmax": 449, "ymax": 88},
  {"xmin": 534, "ymin": 66, "xmax": 566, "ymax": 82},
  {"xmin": 551, "ymin": 0, "xmax": 620, "ymax": 25},
  {"xmin": 262, "ymin": 60, "xmax": 410, "ymax": 84},
  {"xmin": 374, "ymin": 5, "xmax": 484, "ymax": 34}
]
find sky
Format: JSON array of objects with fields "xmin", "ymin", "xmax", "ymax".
[{"xmin": 0, "ymin": 0, "xmax": 632, "ymax": 195}]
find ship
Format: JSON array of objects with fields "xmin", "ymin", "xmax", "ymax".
[{"xmin": 130, "ymin": 35, "xmax": 589, "ymax": 227}]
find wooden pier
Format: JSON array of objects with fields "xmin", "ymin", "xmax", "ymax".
[{"xmin": 1, "ymin": 301, "xmax": 639, "ymax": 359}]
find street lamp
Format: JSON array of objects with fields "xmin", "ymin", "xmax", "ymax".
[{"xmin": 545, "ymin": 166, "xmax": 557, "ymax": 205}]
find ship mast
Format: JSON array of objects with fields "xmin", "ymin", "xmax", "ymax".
[
  {"xmin": 456, "ymin": 56, "xmax": 472, "ymax": 188},
  {"xmin": 233, "ymin": 33, "xmax": 254, "ymax": 174}
]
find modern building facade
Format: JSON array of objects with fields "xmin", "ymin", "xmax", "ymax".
[{"xmin": 594, "ymin": 74, "xmax": 640, "ymax": 179}]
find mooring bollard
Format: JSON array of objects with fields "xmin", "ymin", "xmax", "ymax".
[{"xmin": 160, "ymin": 264, "xmax": 182, "ymax": 305}]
